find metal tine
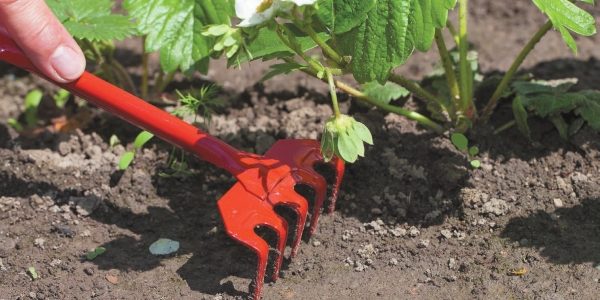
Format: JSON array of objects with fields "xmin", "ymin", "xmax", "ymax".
[
  {"xmin": 292, "ymin": 168, "xmax": 327, "ymax": 236},
  {"xmin": 217, "ymin": 183, "xmax": 288, "ymax": 299},
  {"xmin": 327, "ymin": 156, "xmax": 346, "ymax": 213},
  {"xmin": 268, "ymin": 175, "xmax": 310, "ymax": 259}
]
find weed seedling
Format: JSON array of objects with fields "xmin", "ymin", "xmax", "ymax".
[{"xmin": 451, "ymin": 133, "xmax": 480, "ymax": 168}]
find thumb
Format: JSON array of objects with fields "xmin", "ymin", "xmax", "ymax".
[{"xmin": 0, "ymin": 0, "xmax": 86, "ymax": 83}]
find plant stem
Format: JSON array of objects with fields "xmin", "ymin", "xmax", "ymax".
[
  {"xmin": 435, "ymin": 29, "xmax": 460, "ymax": 111},
  {"xmin": 446, "ymin": 20, "xmax": 460, "ymax": 44},
  {"xmin": 155, "ymin": 71, "xmax": 176, "ymax": 95},
  {"xmin": 141, "ymin": 37, "xmax": 149, "ymax": 100},
  {"xmin": 458, "ymin": 0, "xmax": 472, "ymax": 114},
  {"xmin": 109, "ymin": 59, "xmax": 138, "ymax": 95},
  {"xmin": 304, "ymin": 24, "xmax": 344, "ymax": 66},
  {"xmin": 336, "ymin": 81, "xmax": 445, "ymax": 133},
  {"xmin": 326, "ymin": 69, "xmax": 341, "ymax": 118},
  {"xmin": 493, "ymin": 120, "xmax": 516, "ymax": 135},
  {"xmin": 480, "ymin": 20, "xmax": 553, "ymax": 122},
  {"xmin": 388, "ymin": 73, "xmax": 449, "ymax": 116}
]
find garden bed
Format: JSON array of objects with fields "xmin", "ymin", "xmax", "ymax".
[{"xmin": 1, "ymin": 1, "xmax": 600, "ymax": 299}]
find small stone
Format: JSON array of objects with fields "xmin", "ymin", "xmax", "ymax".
[
  {"xmin": 448, "ymin": 258, "xmax": 457, "ymax": 270},
  {"xmin": 365, "ymin": 258, "xmax": 373, "ymax": 266},
  {"xmin": 389, "ymin": 258, "xmax": 398, "ymax": 266},
  {"xmin": 0, "ymin": 237, "xmax": 17, "ymax": 258},
  {"xmin": 390, "ymin": 227, "xmax": 407, "ymax": 237},
  {"xmin": 52, "ymin": 225, "xmax": 75, "ymax": 238},
  {"xmin": 440, "ymin": 229, "xmax": 452, "ymax": 239},
  {"xmin": 354, "ymin": 261, "xmax": 367, "ymax": 272},
  {"xmin": 48, "ymin": 205, "xmax": 61, "ymax": 213},
  {"xmin": 49, "ymin": 259, "xmax": 62, "ymax": 267},
  {"xmin": 80, "ymin": 230, "xmax": 91, "ymax": 237},
  {"xmin": 366, "ymin": 221, "xmax": 382, "ymax": 231},
  {"xmin": 417, "ymin": 239, "xmax": 430, "ymax": 248},
  {"xmin": 312, "ymin": 240, "xmax": 321, "ymax": 247},
  {"xmin": 408, "ymin": 226, "xmax": 420, "ymax": 237},
  {"xmin": 84, "ymin": 268, "xmax": 94, "ymax": 276},
  {"xmin": 34, "ymin": 238, "xmax": 46, "ymax": 250},
  {"xmin": 553, "ymin": 198, "xmax": 564, "ymax": 208},
  {"xmin": 105, "ymin": 274, "xmax": 119, "ymax": 285}
]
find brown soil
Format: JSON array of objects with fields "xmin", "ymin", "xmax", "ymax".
[{"xmin": 1, "ymin": 1, "xmax": 600, "ymax": 299}]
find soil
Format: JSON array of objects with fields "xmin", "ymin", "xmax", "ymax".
[{"xmin": 1, "ymin": 1, "xmax": 600, "ymax": 299}]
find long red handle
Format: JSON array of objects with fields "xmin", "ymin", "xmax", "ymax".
[{"xmin": 0, "ymin": 33, "xmax": 249, "ymax": 175}]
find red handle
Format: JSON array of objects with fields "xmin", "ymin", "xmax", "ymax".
[{"xmin": 0, "ymin": 33, "xmax": 250, "ymax": 175}]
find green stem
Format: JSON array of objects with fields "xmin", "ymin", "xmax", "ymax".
[
  {"xmin": 388, "ymin": 73, "xmax": 449, "ymax": 117},
  {"xmin": 326, "ymin": 69, "xmax": 341, "ymax": 118},
  {"xmin": 336, "ymin": 81, "xmax": 445, "ymax": 134},
  {"xmin": 304, "ymin": 23, "xmax": 344, "ymax": 65},
  {"xmin": 141, "ymin": 37, "xmax": 149, "ymax": 100},
  {"xmin": 480, "ymin": 20, "xmax": 553, "ymax": 122},
  {"xmin": 435, "ymin": 29, "xmax": 460, "ymax": 112},
  {"xmin": 155, "ymin": 71, "xmax": 176, "ymax": 95},
  {"xmin": 458, "ymin": 0, "xmax": 472, "ymax": 114},
  {"xmin": 493, "ymin": 120, "xmax": 516, "ymax": 135},
  {"xmin": 446, "ymin": 20, "xmax": 460, "ymax": 45},
  {"xmin": 109, "ymin": 59, "xmax": 138, "ymax": 95}
]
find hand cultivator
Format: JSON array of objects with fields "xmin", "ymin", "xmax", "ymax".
[{"xmin": 0, "ymin": 33, "xmax": 344, "ymax": 299}]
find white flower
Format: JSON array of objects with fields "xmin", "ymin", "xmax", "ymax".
[{"xmin": 236, "ymin": 0, "xmax": 318, "ymax": 27}]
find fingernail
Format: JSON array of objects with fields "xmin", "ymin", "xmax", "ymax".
[{"xmin": 50, "ymin": 45, "xmax": 84, "ymax": 82}]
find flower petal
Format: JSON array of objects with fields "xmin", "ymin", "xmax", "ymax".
[{"xmin": 236, "ymin": 0, "xmax": 264, "ymax": 19}]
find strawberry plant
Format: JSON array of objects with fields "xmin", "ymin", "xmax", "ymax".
[{"xmin": 47, "ymin": 0, "xmax": 598, "ymax": 163}]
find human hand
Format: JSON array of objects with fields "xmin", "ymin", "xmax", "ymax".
[{"xmin": 0, "ymin": 0, "xmax": 86, "ymax": 83}]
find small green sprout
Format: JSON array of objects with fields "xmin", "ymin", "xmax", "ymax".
[
  {"xmin": 451, "ymin": 133, "xmax": 480, "ymax": 169},
  {"xmin": 118, "ymin": 131, "xmax": 154, "ymax": 170},
  {"xmin": 321, "ymin": 115, "xmax": 373, "ymax": 163},
  {"xmin": 27, "ymin": 266, "xmax": 39, "ymax": 280},
  {"xmin": 86, "ymin": 247, "xmax": 107, "ymax": 260}
]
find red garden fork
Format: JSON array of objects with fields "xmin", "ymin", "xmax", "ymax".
[{"xmin": 0, "ymin": 32, "xmax": 344, "ymax": 299}]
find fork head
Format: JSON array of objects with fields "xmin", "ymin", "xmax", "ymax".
[{"xmin": 217, "ymin": 139, "xmax": 344, "ymax": 299}]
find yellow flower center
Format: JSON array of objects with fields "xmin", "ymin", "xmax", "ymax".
[{"xmin": 256, "ymin": 0, "xmax": 273, "ymax": 13}]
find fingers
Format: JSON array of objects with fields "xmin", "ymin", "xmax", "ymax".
[{"xmin": 0, "ymin": 0, "xmax": 86, "ymax": 83}]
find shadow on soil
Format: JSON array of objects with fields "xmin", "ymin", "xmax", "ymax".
[{"xmin": 501, "ymin": 197, "xmax": 600, "ymax": 266}]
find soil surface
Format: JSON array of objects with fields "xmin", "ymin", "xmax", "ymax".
[{"xmin": 1, "ymin": 1, "xmax": 600, "ymax": 299}]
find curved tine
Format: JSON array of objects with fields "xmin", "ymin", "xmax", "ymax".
[
  {"xmin": 217, "ymin": 184, "xmax": 288, "ymax": 299},
  {"xmin": 269, "ymin": 177, "xmax": 309, "ymax": 258},
  {"xmin": 293, "ymin": 169, "xmax": 327, "ymax": 236},
  {"xmin": 328, "ymin": 156, "xmax": 346, "ymax": 213}
]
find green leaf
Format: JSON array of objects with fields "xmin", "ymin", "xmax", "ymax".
[
  {"xmin": 134, "ymin": 131, "xmax": 154, "ymax": 149},
  {"xmin": 7, "ymin": 118, "xmax": 23, "ymax": 132},
  {"xmin": 531, "ymin": 0, "xmax": 596, "ymax": 53},
  {"xmin": 48, "ymin": 0, "xmax": 136, "ymax": 41},
  {"xmin": 316, "ymin": 0, "xmax": 377, "ymax": 34},
  {"xmin": 352, "ymin": 120, "xmax": 374, "ymax": 145},
  {"xmin": 451, "ymin": 133, "xmax": 468, "ymax": 151},
  {"xmin": 261, "ymin": 62, "xmax": 306, "ymax": 82},
  {"xmin": 109, "ymin": 135, "xmax": 121, "ymax": 148},
  {"xmin": 468, "ymin": 146, "xmax": 479, "ymax": 156},
  {"xmin": 320, "ymin": 130, "xmax": 335, "ymax": 162},
  {"xmin": 362, "ymin": 81, "xmax": 410, "ymax": 105},
  {"xmin": 118, "ymin": 151, "xmax": 135, "ymax": 170},
  {"xmin": 550, "ymin": 115, "xmax": 569, "ymax": 140},
  {"xmin": 65, "ymin": 15, "xmax": 137, "ymax": 41},
  {"xmin": 470, "ymin": 160, "xmax": 481, "ymax": 169},
  {"xmin": 28, "ymin": 267, "xmax": 39, "ymax": 280},
  {"xmin": 338, "ymin": 0, "xmax": 414, "ymax": 83},
  {"xmin": 235, "ymin": 26, "xmax": 326, "ymax": 64},
  {"xmin": 410, "ymin": 0, "xmax": 457, "ymax": 51},
  {"xmin": 347, "ymin": 126, "xmax": 365, "ymax": 157},
  {"xmin": 336, "ymin": 132, "xmax": 358, "ymax": 163},
  {"xmin": 512, "ymin": 95, "xmax": 531, "ymax": 140},
  {"xmin": 575, "ymin": 90, "xmax": 600, "ymax": 130},
  {"xmin": 53, "ymin": 89, "xmax": 70, "ymax": 109},
  {"xmin": 513, "ymin": 81, "xmax": 584, "ymax": 117},
  {"xmin": 25, "ymin": 90, "xmax": 42, "ymax": 128},
  {"xmin": 86, "ymin": 247, "xmax": 107, "ymax": 260},
  {"xmin": 124, "ymin": 0, "xmax": 234, "ymax": 72}
]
